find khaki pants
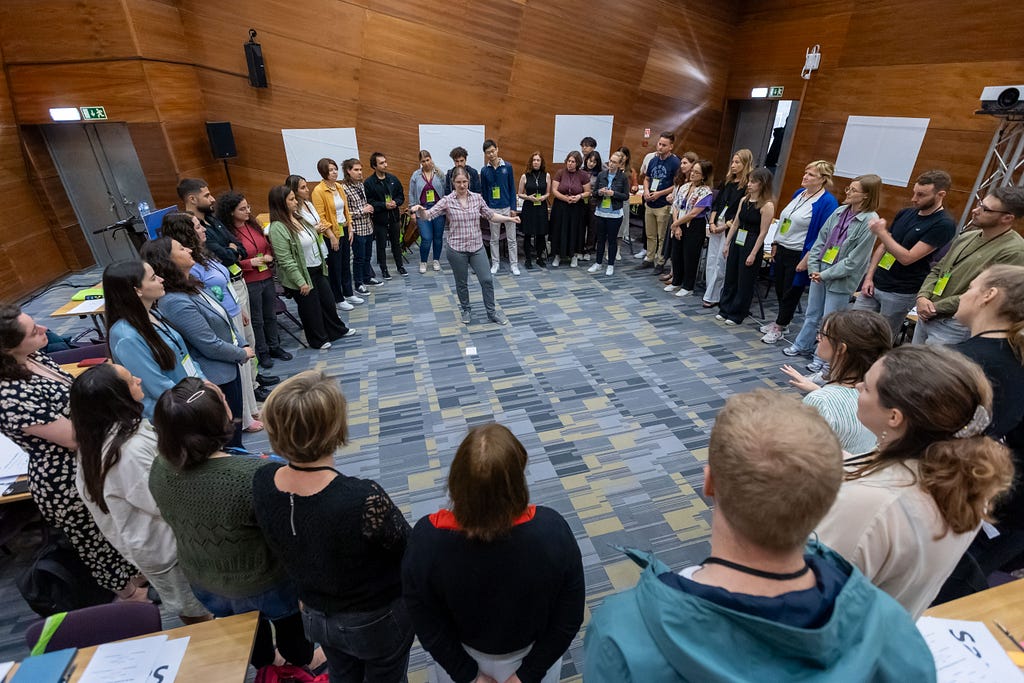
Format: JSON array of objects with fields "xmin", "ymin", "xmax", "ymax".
[{"xmin": 644, "ymin": 204, "xmax": 671, "ymax": 265}]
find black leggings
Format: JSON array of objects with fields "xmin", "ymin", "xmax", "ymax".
[
  {"xmin": 218, "ymin": 371, "xmax": 243, "ymax": 448},
  {"xmin": 523, "ymin": 234, "xmax": 546, "ymax": 261},
  {"xmin": 773, "ymin": 244, "xmax": 806, "ymax": 326},
  {"xmin": 671, "ymin": 219, "xmax": 706, "ymax": 289},
  {"xmin": 252, "ymin": 612, "xmax": 314, "ymax": 668}
]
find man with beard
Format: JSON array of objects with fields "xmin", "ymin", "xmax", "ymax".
[
  {"xmin": 176, "ymin": 178, "xmax": 246, "ymax": 272},
  {"xmin": 853, "ymin": 170, "xmax": 956, "ymax": 334}
]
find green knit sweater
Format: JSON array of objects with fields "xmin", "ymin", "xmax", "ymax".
[{"xmin": 149, "ymin": 454, "xmax": 285, "ymax": 598}]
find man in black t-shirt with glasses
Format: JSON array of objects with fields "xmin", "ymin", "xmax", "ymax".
[{"xmin": 853, "ymin": 170, "xmax": 957, "ymax": 335}]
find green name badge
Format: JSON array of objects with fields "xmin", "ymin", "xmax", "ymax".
[
  {"xmin": 426, "ymin": 189, "xmax": 436, "ymax": 203},
  {"xmin": 933, "ymin": 272, "xmax": 951, "ymax": 296},
  {"xmin": 491, "ymin": 186, "xmax": 501, "ymax": 200},
  {"xmin": 533, "ymin": 193, "xmax": 542, "ymax": 206},
  {"xmin": 601, "ymin": 196, "xmax": 612, "ymax": 209},
  {"xmin": 779, "ymin": 218, "xmax": 792, "ymax": 234},
  {"xmin": 228, "ymin": 263, "xmax": 242, "ymax": 276},
  {"xmin": 650, "ymin": 179, "xmax": 660, "ymax": 192},
  {"xmin": 385, "ymin": 194, "xmax": 393, "ymax": 203},
  {"xmin": 822, "ymin": 246, "xmax": 839, "ymax": 264},
  {"xmin": 878, "ymin": 252, "xmax": 896, "ymax": 270},
  {"xmin": 735, "ymin": 229, "xmax": 748, "ymax": 246},
  {"xmin": 255, "ymin": 253, "xmax": 268, "ymax": 272}
]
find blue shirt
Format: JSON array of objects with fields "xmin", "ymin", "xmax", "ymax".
[
  {"xmin": 645, "ymin": 154, "xmax": 681, "ymax": 209},
  {"xmin": 191, "ymin": 260, "xmax": 240, "ymax": 318},
  {"xmin": 480, "ymin": 160, "xmax": 516, "ymax": 210}
]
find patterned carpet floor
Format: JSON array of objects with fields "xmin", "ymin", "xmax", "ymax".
[{"xmin": 3, "ymin": 242, "xmax": 803, "ymax": 680}]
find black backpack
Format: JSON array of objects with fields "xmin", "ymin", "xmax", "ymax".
[{"xmin": 17, "ymin": 529, "xmax": 115, "ymax": 616}]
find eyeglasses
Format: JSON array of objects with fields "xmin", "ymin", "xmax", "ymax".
[
  {"xmin": 844, "ymin": 186, "xmax": 863, "ymax": 194},
  {"xmin": 976, "ymin": 201, "xmax": 1012, "ymax": 215}
]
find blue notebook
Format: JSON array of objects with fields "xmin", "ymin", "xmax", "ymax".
[{"xmin": 10, "ymin": 647, "xmax": 76, "ymax": 682}]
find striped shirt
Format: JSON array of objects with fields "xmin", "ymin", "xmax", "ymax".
[
  {"xmin": 803, "ymin": 385, "xmax": 877, "ymax": 457},
  {"xmin": 423, "ymin": 192, "xmax": 497, "ymax": 253},
  {"xmin": 342, "ymin": 182, "xmax": 374, "ymax": 237}
]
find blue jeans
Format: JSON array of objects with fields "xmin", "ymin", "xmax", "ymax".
[
  {"xmin": 301, "ymin": 598, "xmax": 414, "ymax": 683},
  {"xmin": 418, "ymin": 215, "xmax": 445, "ymax": 263},
  {"xmin": 791, "ymin": 281, "xmax": 853, "ymax": 353},
  {"xmin": 353, "ymin": 233, "xmax": 374, "ymax": 286}
]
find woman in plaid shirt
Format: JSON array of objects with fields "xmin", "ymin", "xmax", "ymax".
[
  {"xmin": 341, "ymin": 159, "xmax": 382, "ymax": 295},
  {"xmin": 411, "ymin": 167, "xmax": 518, "ymax": 326}
]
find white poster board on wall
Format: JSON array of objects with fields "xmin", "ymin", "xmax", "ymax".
[
  {"xmin": 834, "ymin": 116, "xmax": 930, "ymax": 187},
  {"xmin": 419, "ymin": 124, "xmax": 487, "ymax": 173},
  {"xmin": 281, "ymin": 128, "xmax": 360, "ymax": 181},
  {"xmin": 552, "ymin": 115, "xmax": 613, "ymax": 164}
]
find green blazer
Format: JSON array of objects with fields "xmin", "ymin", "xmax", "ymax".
[{"xmin": 268, "ymin": 218, "xmax": 328, "ymax": 291}]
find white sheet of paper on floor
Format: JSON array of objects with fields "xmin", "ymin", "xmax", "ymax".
[
  {"xmin": 146, "ymin": 636, "xmax": 189, "ymax": 683},
  {"xmin": 466, "ymin": 346, "xmax": 477, "ymax": 356},
  {"xmin": 0, "ymin": 661, "xmax": 14, "ymax": 680},
  {"xmin": 77, "ymin": 635, "xmax": 167, "ymax": 683},
  {"xmin": 0, "ymin": 434, "xmax": 29, "ymax": 479},
  {"xmin": 67, "ymin": 298, "xmax": 105, "ymax": 315},
  {"xmin": 915, "ymin": 616, "xmax": 1024, "ymax": 682}
]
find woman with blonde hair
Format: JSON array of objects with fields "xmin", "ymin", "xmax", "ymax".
[
  {"xmin": 703, "ymin": 149, "xmax": 752, "ymax": 307},
  {"xmin": 403, "ymin": 424, "xmax": 584, "ymax": 683},
  {"xmin": 816, "ymin": 345, "xmax": 1014, "ymax": 617},
  {"xmin": 254, "ymin": 371, "xmax": 414, "ymax": 681}
]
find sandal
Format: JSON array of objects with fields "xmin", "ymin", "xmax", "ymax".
[
  {"xmin": 243, "ymin": 420, "xmax": 264, "ymax": 433},
  {"xmin": 702, "ymin": 301, "xmax": 718, "ymax": 308}
]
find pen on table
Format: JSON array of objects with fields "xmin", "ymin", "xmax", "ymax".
[{"xmin": 994, "ymin": 621, "xmax": 1024, "ymax": 652}]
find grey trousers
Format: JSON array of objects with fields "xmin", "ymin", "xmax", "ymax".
[
  {"xmin": 913, "ymin": 314, "xmax": 970, "ymax": 346},
  {"xmin": 447, "ymin": 246, "xmax": 496, "ymax": 314},
  {"xmin": 852, "ymin": 288, "xmax": 918, "ymax": 337}
]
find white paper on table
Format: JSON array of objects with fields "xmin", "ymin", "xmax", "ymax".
[
  {"xmin": 916, "ymin": 616, "xmax": 1024, "ymax": 682},
  {"xmin": 77, "ymin": 635, "xmax": 167, "ymax": 683},
  {"xmin": 67, "ymin": 299, "xmax": 105, "ymax": 315},
  {"xmin": 0, "ymin": 661, "xmax": 14, "ymax": 680},
  {"xmin": 0, "ymin": 435, "xmax": 28, "ymax": 479},
  {"xmin": 465, "ymin": 346, "xmax": 477, "ymax": 356},
  {"xmin": 147, "ymin": 636, "xmax": 189, "ymax": 683}
]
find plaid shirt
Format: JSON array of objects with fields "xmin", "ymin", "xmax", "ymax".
[
  {"xmin": 423, "ymin": 192, "xmax": 496, "ymax": 253},
  {"xmin": 342, "ymin": 182, "xmax": 374, "ymax": 237}
]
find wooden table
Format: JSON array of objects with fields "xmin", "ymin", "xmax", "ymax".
[
  {"xmin": 59, "ymin": 363, "xmax": 91, "ymax": 379},
  {"xmin": 0, "ymin": 476, "xmax": 31, "ymax": 504},
  {"xmin": 51, "ymin": 285, "xmax": 106, "ymax": 340},
  {"xmin": 926, "ymin": 579, "xmax": 1024, "ymax": 655}
]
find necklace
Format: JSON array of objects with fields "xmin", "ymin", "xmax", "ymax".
[
  {"xmin": 287, "ymin": 463, "xmax": 340, "ymax": 473},
  {"xmin": 701, "ymin": 556, "xmax": 811, "ymax": 580}
]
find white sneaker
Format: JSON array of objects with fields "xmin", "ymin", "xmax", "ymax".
[
  {"xmin": 664, "ymin": 284, "xmax": 679, "ymax": 292},
  {"xmin": 635, "ymin": 249, "xmax": 647, "ymax": 259},
  {"xmin": 582, "ymin": 253, "xmax": 591, "ymax": 261},
  {"xmin": 432, "ymin": 260, "xmax": 441, "ymax": 271},
  {"xmin": 511, "ymin": 265, "xmax": 521, "ymax": 276},
  {"xmin": 587, "ymin": 263, "xmax": 601, "ymax": 273},
  {"xmin": 724, "ymin": 319, "xmax": 738, "ymax": 326},
  {"xmin": 674, "ymin": 288, "xmax": 693, "ymax": 297},
  {"xmin": 605, "ymin": 265, "xmax": 614, "ymax": 275},
  {"xmin": 345, "ymin": 295, "xmax": 365, "ymax": 305},
  {"xmin": 552, "ymin": 255, "xmax": 560, "ymax": 267},
  {"xmin": 715, "ymin": 314, "xmax": 725, "ymax": 321},
  {"xmin": 419, "ymin": 262, "xmax": 427, "ymax": 274},
  {"xmin": 490, "ymin": 263, "xmax": 500, "ymax": 274},
  {"xmin": 761, "ymin": 326, "xmax": 784, "ymax": 344},
  {"xmin": 570, "ymin": 256, "xmax": 578, "ymax": 267},
  {"xmin": 338, "ymin": 300, "xmax": 354, "ymax": 311},
  {"xmin": 317, "ymin": 342, "xmax": 332, "ymax": 350},
  {"xmin": 759, "ymin": 322, "xmax": 773, "ymax": 334}
]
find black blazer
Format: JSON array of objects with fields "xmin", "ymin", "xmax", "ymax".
[{"xmin": 593, "ymin": 170, "xmax": 629, "ymax": 212}]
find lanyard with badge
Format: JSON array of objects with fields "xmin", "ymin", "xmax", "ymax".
[
  {"xmin": 877, "ymin": 208, "xmax": 944, "ymax": 272},
  {"xmin": 821, "ymin": 209, "xmax": 854, "ymax": 265},
  {"xmin": 779, "ymin": 189, "xmax": 821, "ymax": 235},
  {"xmin": 601, "ymin": 173, "xmax": 615, "ymax": 210},
  {"xmin": 932, "ymin": 229, "xmax": 1012, "ymax": 296},
  {"xmin": 197, "ymin": 289, "xmax": 241, "ymax": 347},
  {"xmin": 735, "ymin": 198, "xmax": 752, "ymax": 246},
  {"xmin": 153, "ymin": 314, "xmax": 200, "ymax": 377},
  {"xmin": 531, "ymin": 171, "xmax": 543, "ymax": 205}
]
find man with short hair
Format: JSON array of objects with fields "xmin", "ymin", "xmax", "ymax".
[
  {"xmin": 580, "ymin": 136, "xmax": 597, "ymax": 158},
  {"xmin": 584, "ymin": 390, "xmax": 935, "ymax": 682},
  {"xmin": 479, "ymin": 139, "xmax": 519, "ymax": 276},
  {"xmin": 362, "ymin": 152, "xmax": 406, "ymax": 279},
  {"xmin": 445, "ymin": 147, "xmax": 481, "ymax": 195},
  {"xmin": 639, "ymin": 132, "xmax": 680, "ymax": 274},
  {"xmin": 915, "ymin": 185, "xmax": 1024, "ymax": 345},
  {"xmin": 854, "ymin": 170, "xmax": 957, "ymax": 335}
]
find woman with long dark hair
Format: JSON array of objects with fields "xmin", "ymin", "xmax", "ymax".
[
  {"xmin": 104, "ymin": 259, "xmax": 203, "ymax": 418},
  {"xmin": 665, "ymin": 159, "xmax": 713, "ymax": 297},
  {"xmin": 717, "ymin": 168, "xmax": 775, "ymax": 325},
  {"xmin": 267, "ymin": 184, "xmax": 353, "ymax": 350},
  {"xmin": 816, "ymin": 345, "xmax": 1014, "ymax": 618},
  {"xmin": 140, "ymin": 236, "xmax": 252, "ymax": 447},
  {"xmin": 409, "ymin": 150, "xmax": 448, "ymax": 274},
  {"xmin": 548, "ymin": 151, "xmax": 592, "ymax": 268},
  {"xmin": 517, "ymin": 151, "xmax": 550, "ymax": 269},
  {"xmin": 72, "ymin": 363, "xmax": 211, "ymax": 622},
  {"xmin": 583, "ymin": 150, "xmax": 603, "ymax": 260},
  {"xmin": 0, "ymin": 304, "xmax": 142, "ymax": 600},
  {"xmin": 403, "ymin": 424, "xmax": 584, "ymax": 683}
]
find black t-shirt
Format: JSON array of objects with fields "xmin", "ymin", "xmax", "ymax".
[{"xmin": 873, "ymin": 207, "xmax": 956, "ymax": 293}]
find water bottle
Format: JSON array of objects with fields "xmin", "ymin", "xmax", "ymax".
[{"xmin": 137, "ymin": 200, "xmax": 150, "ymax": 216}]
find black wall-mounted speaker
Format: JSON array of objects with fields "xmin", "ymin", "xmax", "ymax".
[
  {"xmin": 244, "ymin": 40, "xmax": 268, "ymax": 88},
  {"xmin": 206, "ymin": 121, "xmax": 237, "ymax": 159}
]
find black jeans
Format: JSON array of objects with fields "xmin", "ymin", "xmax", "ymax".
[
  {"xmin": 522, "ymin": 234, "xmax": 546, "ymax": 262},
  {"xmin": 718, "ymin": 235, "xmax": 759, "ymax": 323},
  {"xmin": 326, "ymin": 236, "xmax": 354, "ymax": 301},
  {"xmin": 218, "ymin": 370, "xmax": 244, "ymax": 448},
  {"xmin": 671, "ymin": 219, "xmax": 706, "ymax": 290},
  {"xmin": 301, "ymin": 598, "xmax": 414, "ymax": 683},
  {"xmin": 246, "ymin": 277, "xmax": 281, "ymax": 358},
  {"xmin": 285, "ymin": 265, "xmax": 348, "ymax": 348},
  {"xmin": 374, "ymin": 220, "xmax": 403, "ymax": 270},
  {"xmin": 594, "ymin": 215, "xmax": 619, "ymax": 265},
  {"xmin": 773, "ymin": 244, "xmax": 806, "ymax": 326}
]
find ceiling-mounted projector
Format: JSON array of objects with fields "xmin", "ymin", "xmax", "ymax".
[{"xmin": 978, "ymin": 86, "xmax": 1024, "ymax": 115}]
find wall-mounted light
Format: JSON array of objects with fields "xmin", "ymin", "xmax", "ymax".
[
  {"xmin": 751, "ymin": 87, "xmax": 768, "ymax": 99},
  {"xmin": 49, "ymin": 107, "xmax": 81, "ymax": 121}
]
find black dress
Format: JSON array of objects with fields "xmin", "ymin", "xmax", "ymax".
[{"xmin": 520, "ymin": 171, "xmax": 549, "ymax": 237}]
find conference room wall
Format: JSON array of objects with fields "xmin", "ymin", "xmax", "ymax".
[{"xmin": 723, "ymin": 0, "xmax": 1024, "ymax": 225}]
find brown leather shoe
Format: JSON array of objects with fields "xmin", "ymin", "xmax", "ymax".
[{"xmin": 659, "ymin": 271, "xmax": 673, "ymax": 282}]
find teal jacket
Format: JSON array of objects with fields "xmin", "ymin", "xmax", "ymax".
[
  {"xmin": 584, "ymin": 543, "xmax": 936, "ymax": 682},
  {"xmin": 807, "ymin": 206, "xmax": 878, "ymax": 295}
]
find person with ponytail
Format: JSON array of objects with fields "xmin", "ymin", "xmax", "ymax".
[
  {"xmin": 816, "ymin": 345, "xmax": 1014, "ymax": 618},
  {"xmin": 72, "ymin": 364, "xmax": 210, "ymax": 623},
  {"xmin": 953, "ymin": 264, "xmax": 1024, "ymax": 573}
]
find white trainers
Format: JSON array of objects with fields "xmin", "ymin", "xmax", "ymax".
[
  {"xmin": 587, "ymin": 263, "xmax": 601, "ymax": 273},
  {"xmin": 317, "ymin": 342, "xmax": 332, "ymax": 350},
  {"xmin": 664, "ymin": 284, "xmax": 679, "ymax": 292},
  {"xmin": 345, "ymin": 295, "xmax": 365, "ymax": 305},
  {"xmin": 761, "ymin": 325, "xmax": 784, "ymax": 344},
  {"xmin": 552, "ymin": 255, "xmax": 560, "ymax": 267},
  {"xmin": 605, "ymin": 265, "xmax": 614, "ymax": 275},
  {"xmin": 759, "ymin": 322, "xmax": 790, "ymax": 334},
  {"xmin": 419, "ymin": 262, "xmax": 427, "ymax": 274},
  {"xmin": 511, "ymin": 264, "xmax": 521, "ymax": 276},
  {"xmin": 490, "ymin": 263, "xmax": 500, "ymax": 274},
  {"xmin": 582, "ymin": 253, "xmax": 591, "ymax": 261},
  {"xmin": 432, "ymin": 260, "xmax": 441, "ymax": 271},
  {"xmin": 635, "ymin": 249, "xmax": 647, "ymax": 259},
  {"xmin": 570, "ymin": 256, "xmax": 578, "ymax": 267},
  {"xmin": 674, "ymin": 288, "xmax": 693, "ymax": 297},
  {"xmin": 338, "ymin": 300, "xmax": 354, "ymax": 311}
]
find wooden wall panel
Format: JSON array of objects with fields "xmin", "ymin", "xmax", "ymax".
[
  {"xmin": 6, "ymin": 62, "xmax": 158, "ymax": 125},
  {"xmin": 0, "ymin": 0, "xmax": 136, "ymax": 63}
]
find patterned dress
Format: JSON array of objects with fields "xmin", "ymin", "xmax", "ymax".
[{"xmin": 0, "ymin": 352, "xmax": 136, "ymax": 591}]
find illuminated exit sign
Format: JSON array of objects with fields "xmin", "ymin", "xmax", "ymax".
[
  {"xmin": 80, "ymin": 106, "xmax": 108, "ymax": 120},
  {"xmin": 768, "ymin": 86, "xmax": 784, "ymax": 98}
]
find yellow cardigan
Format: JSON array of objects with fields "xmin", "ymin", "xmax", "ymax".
[{"xmin": 310, "ymin": 181, "xmax": 353, "ymax": 238}]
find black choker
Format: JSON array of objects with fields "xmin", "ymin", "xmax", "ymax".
[
  {"xmin": 287, "ymin": 463, "xmax": 340, "ymax": 474},
  {"xmin": 701, "ymin": 556, "xmax": 811, "ymax": 581}
]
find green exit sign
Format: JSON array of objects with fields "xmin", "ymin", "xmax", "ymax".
[
  {"xmin": 80, "ymin": 106, "xmax": 107, "ymax": 120},
  {"xmin": 768, "ymin": 86, "xmax": 785, "ymax": 98}
]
